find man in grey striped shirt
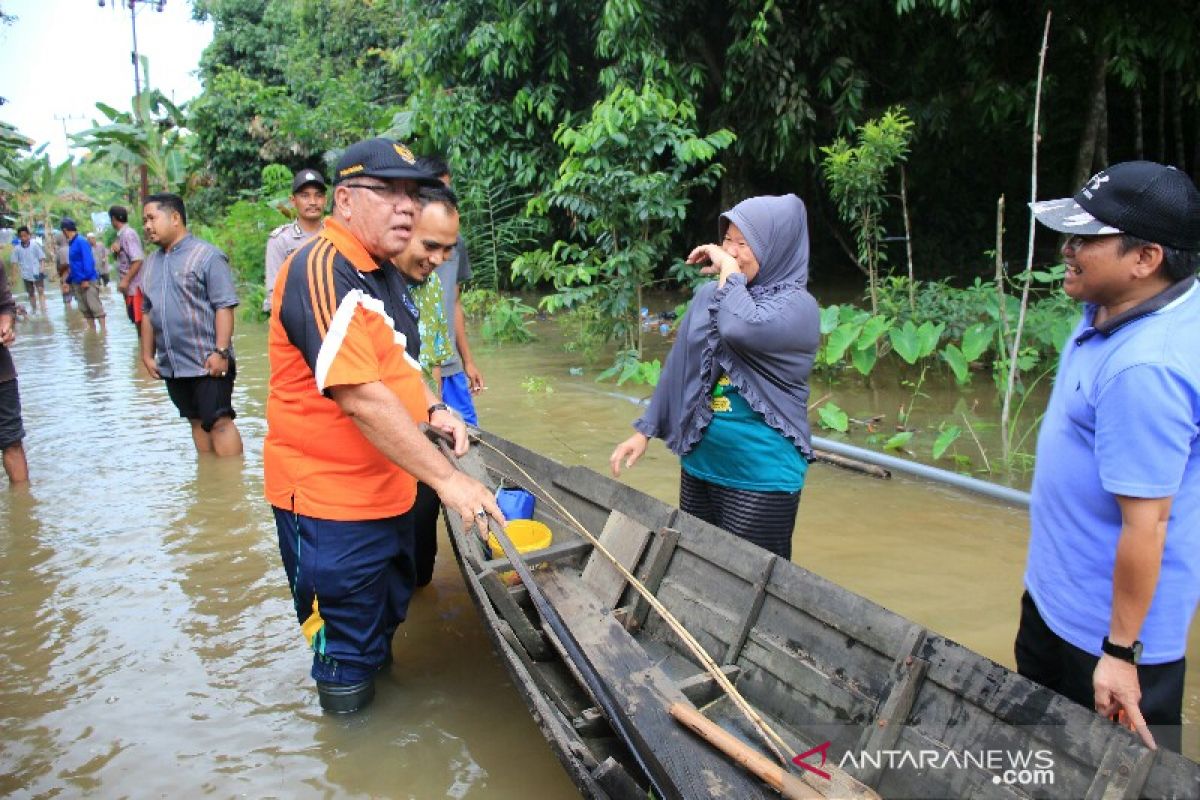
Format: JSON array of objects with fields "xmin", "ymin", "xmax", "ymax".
[{"xmin": 140, "ymin": 193, "xmax": 243, "ymax": 456}]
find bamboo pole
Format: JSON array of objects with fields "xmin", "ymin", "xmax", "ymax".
[
  {"xmin": 669, "ymin": 703, "xmax": 822, "ymax": 800},
  {"xmin": 1000, "ymin": 10, "xmax": 1051, "ymax": 463}
]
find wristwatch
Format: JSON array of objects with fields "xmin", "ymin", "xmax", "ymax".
[
  {"xmin": 427, "ymin": 402, "xmax": 449, "ymax": 420},
  {"xmin": 1101, "ymin": 636, "xmax": 1143, "ymax": 665},
  {"xmin": 213, "ymin": 346, "xmax": 232, "ymax": 360}
]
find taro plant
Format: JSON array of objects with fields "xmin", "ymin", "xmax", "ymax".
[
  {"xmin": 889, "ymin": 320, "xmax": 944, "ymax": 429},
  {"xmin": 481, "ymin": 296, "xmax": 537, "ymax": 343}
]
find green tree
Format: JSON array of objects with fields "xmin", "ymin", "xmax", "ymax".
[
  {"xmin": 513, "ymin": 82, "xmax": 733, "ymax": 359},
  {"xmin": 820, "ymin": 107, "xmax": 915, "ymax": 315}
]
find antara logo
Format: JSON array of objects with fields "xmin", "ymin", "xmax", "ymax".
[{"xmin": 792, "ymin": 741, "xmax": 832, "ymax": 780}]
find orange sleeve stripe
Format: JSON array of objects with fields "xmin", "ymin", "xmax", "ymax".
[
  {"xmin": 307, "ymin": 244, "xmax": 327, "ymax": 339},
  {"xmin": 321, "ymin": 246, "xmax": 335, "ymax": 334}
]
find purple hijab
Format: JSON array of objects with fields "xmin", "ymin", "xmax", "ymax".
[{"xmin": 634, "ymin": 194, "xmax": 819, "ymax": 458}]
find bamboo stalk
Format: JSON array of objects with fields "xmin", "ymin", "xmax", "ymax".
[
  {"xmin": 900, "ymin": 166, "xmax": 916, "ymax": 313},
  {"xmin": 669, "ymin": 703, "xmax": 822, "ymax": 800},
  {"xmin": 1000, "ymin": 10, "xmax": 1051, "ymax": 463}
]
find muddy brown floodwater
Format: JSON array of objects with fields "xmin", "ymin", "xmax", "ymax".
[{"xmin": 1, "ymin": 284, "xmax": 1196, "ymax": 797}]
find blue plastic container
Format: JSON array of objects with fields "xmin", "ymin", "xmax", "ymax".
[{"xmin": 496, "ymin": 487, "xmax": 536, "ymax": 521}]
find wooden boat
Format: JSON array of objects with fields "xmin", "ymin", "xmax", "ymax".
[{"xmin": 440, "ymin": 430, "xmax": 1199, "ymax": 799}]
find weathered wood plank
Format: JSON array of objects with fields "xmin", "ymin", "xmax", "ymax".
[
  {"xmin": 536, "ymin": 565, "xmax": 776, "ymax": 799},
  {"xmin": 479, "ymin": 538, "xmax": 592, "ymax": 574},
  {"xmin": 581, "ymin": 511, "xmax": 653, "ymax": 610},
  {"xmin": 724, "ymin": 558, "xmax": 777, "ymax": 665},
  {"xmin": 854, "ymin": 625, "xmax": 930, "ymax": 787},
  {"xmin": 677, "ymin": 665, "xmax": 742, "ymax": 708},
  {"xmin": 478, "ymin": 568, "xmax": 550, "ymax": 660},
  {"xmin": 627, "ymin": 527, "xmax": 680, "ymax": 631},
  {"xmin": 590, "ymin": 756, "xmax": 648, "ymax": 800},
  {"xmin": 1084, "ymin": 737, "xmax": 1154, "ymax": 800},
  {"xmin": 554, "ymin": 464, "xmax": 676, "ymax": 530}
]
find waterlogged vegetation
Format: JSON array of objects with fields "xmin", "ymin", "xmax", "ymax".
[{"xmin": 5, "ymin": 1, "xmax": 1200, "ymax": 487}]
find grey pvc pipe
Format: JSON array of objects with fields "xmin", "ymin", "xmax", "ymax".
[
  {"xmin": 813, "ymin": 436, "xmax": 1031, "ymax": 508},
  {"xmin": 568, "ymin": 383, "xmax": 1032, "ymax": 508}
]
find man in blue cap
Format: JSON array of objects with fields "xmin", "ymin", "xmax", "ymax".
[{"xmin": 1020, "ymin": 161, "xmax": 1200, "ymax": 753}]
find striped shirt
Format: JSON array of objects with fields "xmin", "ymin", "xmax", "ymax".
[{"xmin": 141, "ymin": 234, "xmax": 239, "ymax": 378}]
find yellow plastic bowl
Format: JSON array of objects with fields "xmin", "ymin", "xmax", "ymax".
[{"xmin": 489, "ymin": 519, "xmax": 553, "ymax": 560}]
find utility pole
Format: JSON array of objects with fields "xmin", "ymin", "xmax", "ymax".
[
  {"xmin": 99, "ymin": 0, "xmax": 167, "ymax": 202},
  {"xmin": 53, "ymin": 112, "xmax": 84, "ymax": 187}
]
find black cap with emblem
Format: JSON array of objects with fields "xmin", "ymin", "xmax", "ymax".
[
  {"xmin": 1030, "ymin": 161, "xmax": 1200, "ymax": 251},
  {"xmin": 292, "ymin": 169, "xmax": 327, "ymax": 194},
  {"xmin": 333, "ymin": 138, "xmax": 440, "ymax": 186}
]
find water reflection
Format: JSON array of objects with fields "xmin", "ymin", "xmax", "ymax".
[{"xmin": 0, "ymin": 288, "xmax": 1194, "ymax": 799}]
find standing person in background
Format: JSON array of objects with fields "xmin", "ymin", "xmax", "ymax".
[
  {"xmin": 110, "ymin": 205, "xmax": 146, "ymax": 326},
  {"xmin": 393, "ymin": 184, "xmax": 461, "ymax": 587},
  {"xmin": 610, "ymin": 194, "xmax": 820, "ymax": 562},
  {"xmin": 263, "ymin": 169, "xmax": 327, "ymax": 313},
  {"xmin": 1019, "ymin": 161, "xmax": 1200, "ymax": 753},
  {"xmin": 10, "ymin": 226, "xmax": 47, "ymax": 312},
  {"xmin": 416, "ymin": 156, "xmax": 483, "ymax": 424},
  {"xmin": 52, "ymin": 229, "xmax": 71, "ymax": 306},
  {"xmin": 61, "ymin": 219, "xmax": 105, "ymax": 332},
  {"xmin": 0, "ymin": 257, "xmax": 29, "ymax": 484},
  {"xmin": 87, "ymin": 233, "xmax": 109, "ymax": 287},
  {"xmin": 139, "ymin": 193, "xmax": 243, "ymax": 457}
]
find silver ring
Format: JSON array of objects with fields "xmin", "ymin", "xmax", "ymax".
[{"xmin": 474, "ymin": 509, "xmax": 488, "ymax": 519}]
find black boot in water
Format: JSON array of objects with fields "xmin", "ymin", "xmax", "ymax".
[{"xmin": 316, "ymin": 679, "xmax": 375, "ymax": 714}]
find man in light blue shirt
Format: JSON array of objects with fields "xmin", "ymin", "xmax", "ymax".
[{"xmin": 1021, "ymin": 161, "xmax": 1200, "ymax": 753}]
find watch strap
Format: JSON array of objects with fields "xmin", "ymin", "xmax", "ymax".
[
  {"xmin": 1101, "ymin": 636, "xmax": 1141, "ymax": 664},
  {"xmin": 427, "ymin": 402, "xmax": 449, "ymax": 420}
]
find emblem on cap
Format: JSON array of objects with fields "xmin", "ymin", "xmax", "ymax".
[
  {"xmin": 339, "ymin": 164, "xmax": 365, "ymax": 177},
  {"xmin": 393, "ymin": 143, "xmax": 416, "ymax": 164}
]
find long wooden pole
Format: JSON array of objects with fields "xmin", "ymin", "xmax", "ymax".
[
  {"xmin": 1000, "ymin": 10, "xmax": 1051, "ymax": 462},
  {"xmin": 670, "ymin": 703, "xmax": 821, "ymax": 800}
]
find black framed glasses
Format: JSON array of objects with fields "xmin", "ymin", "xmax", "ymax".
[{"xmin": 341, "ymin": 181, "xmax": 419, "ymax": 205}]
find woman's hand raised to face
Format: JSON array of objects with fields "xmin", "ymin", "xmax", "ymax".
[{"xmin": 687, "ymin": 243, "xmax": 741, "ymax": 287}]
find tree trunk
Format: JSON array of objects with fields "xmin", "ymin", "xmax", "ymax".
[
  {"xmin": 1193, "ymin": 105, "xmax": 1200, "ymax": 184},
  {"xmin": 1157, "ymin": 62, "xmax": 1166, "ymax": 162},
  {"xmin": 1070, "ymin": 43, "xmax": 1109, "ymax": 192},
  {"xmin": 1096, "ymin": 80, "xmax": 1109, "ymax": 170},
  {"xmin": 719, "ymin": 152, "xmax": 752, "ymax": 215},
  {"xmin": 1133, "ymin": 86, "xmax": 1144, "ymax": 160},
  {"xmin": 1171, "ymin": 69, "xmax": 1186, "ymax": 172}
]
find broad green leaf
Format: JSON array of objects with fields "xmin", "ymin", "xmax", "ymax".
[
  {"xmin": 817, "ymin": 403, "xmax": 849, "ymax": 433},
  {"xmin": 961, "ymin": 322, "xmax": 993, "ymax": 361},
  {"xmin": 916, "ymin": 321, "xmax": 945, "ymax": 358},
  {"xmin": 851, "ymin": 345, "xmax": 878, "ymax": 376},
  {"xmin": 932, "ymin": 425, "xmax": 962, "ymax": 459},
  {"xmin": 884, "ymin": 431, "xmax": 914, "ymax": 451},
  {"xmin": 941, "ymin": 344, "xmax": 970, "ymax": 385},
  {"xmin": 819, "ymin": 305, "xmax": 841, "ymax": 334},
  {"xmin": 889, "ymin": 320, "xmax": 921, "ymax": 364},
  {"xmin": 823, "ymin": 321, "xmax": 863, "ymax": 365},
  {"xmin": 856, "ymin": 315, "xmax": 891, "ymax": 349}
]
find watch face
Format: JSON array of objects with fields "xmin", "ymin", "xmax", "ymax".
[{"xmin": 1132, "ymin": 640, "xmax": 1143, "ymax": 662}]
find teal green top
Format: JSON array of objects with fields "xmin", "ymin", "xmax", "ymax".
[{"xmin": 681, "ymin": 375, "xmax": 808, "ymax": 493}]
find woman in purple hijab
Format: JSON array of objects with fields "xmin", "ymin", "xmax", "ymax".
[{"xmin": 609, "ymin": 194, "xmax": 819, "ymax": 560}]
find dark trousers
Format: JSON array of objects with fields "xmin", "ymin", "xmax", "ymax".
[
  {"xmin": 1014, "ymin": 591, "xmax": 1184, "ymax": 753},
  {"xmin": 411, "ymin": 481, "xmax": 441, "ymax": 587},
  {"xmin": 679, "ymin": 470, "xmax": 800, "ymax": 561},
  {"xmin": 273, "ymin": 506, "xmax": 416, "ymax": 685}
]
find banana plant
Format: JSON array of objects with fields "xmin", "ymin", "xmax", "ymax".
[{"xmin": 72, "ymin": 88, "xmax": 193, "ymax": 194}]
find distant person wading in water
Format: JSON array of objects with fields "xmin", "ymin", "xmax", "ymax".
[{"xmin": 610, "ymin": 194, "xmax": 820, "ymax": 561}]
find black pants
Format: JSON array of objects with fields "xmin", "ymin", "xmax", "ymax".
[
  {"xmin": 679, "ymin": 470, "xmax": 800, "ymax": 561},
  {"xmin": 411, "ymin": 481, "xmax": 441, "ymax": 587},
  {"xmin": 1014, "ymin": 591, "xmax": 1184, "ymax": 753}
]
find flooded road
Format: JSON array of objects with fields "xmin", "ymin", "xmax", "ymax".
[{"xmin": 1, "ymin": 281, "xmax": 1196, "ymax": 797}]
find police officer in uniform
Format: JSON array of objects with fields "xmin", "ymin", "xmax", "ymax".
[{"xmin": 263, "ymin": 169, "xmax": 327, "ymax": 312}]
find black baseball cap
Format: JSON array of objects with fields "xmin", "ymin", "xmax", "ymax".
[
  {"xmin": 292, "ymin": 169, "xmax": 327, "ymax": 193},
  {"xmin": 1030, "ymin": 160, "xmax": 1200, "ymax": 251},
  {"xmin": 60, "ymin": 218, "xmax": 77, "ymax": 231},
  {"xmin": 333, "ymin": 138, "xmax": 439, "ymax": 186}
]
